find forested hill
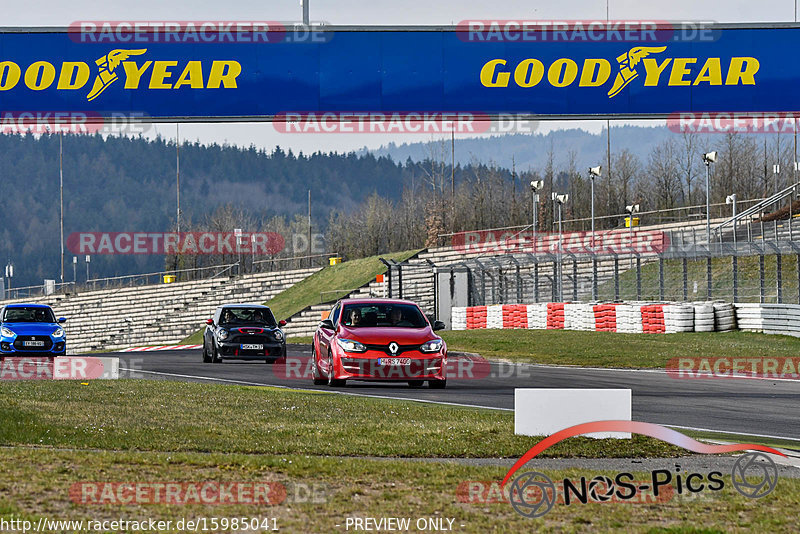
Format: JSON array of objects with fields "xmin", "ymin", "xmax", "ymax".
[{"xmin": 0, "ymin": 133, "xmax": 495, "ymax": 287}]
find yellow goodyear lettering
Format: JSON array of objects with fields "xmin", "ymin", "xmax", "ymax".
[
  {"xmin": 0, "ymin": 62, "xmax": 21, "ymax": 90},
  {"xmin": 480, "ymin": 59, "xmax": 510, "ymax": 87},
  {"xmin": 579, "ymin": 59, "xmax": 611, "ymax": 87},
  {"xmin": 513, "ymin": 59, "xmax": 544, "ymax": 87},
  {"xmin": 726, "ymin": 57, "xmax": 759, "ymax": 85},
  {"xmin": 207, "ymin": 61, "xmax": 242, "ymax": 89},
  {"xmin": 480, "ymin": 51, "xmax": 760, "ymax": 96},
  {"xmin": 547, "ymin": 59, "xmax": 578, "ymax": 87},
  {"xmin": 57, "ymin": 62, "xmax": 90, "ymax": 90},
  {"xmin": 24, "ymin": 61, "xmax": 56, "ymax": 90}
]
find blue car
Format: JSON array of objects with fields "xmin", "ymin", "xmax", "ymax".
[{"xmin": 0, "ymin": 303, "xmax": 67, "ymax": 357}]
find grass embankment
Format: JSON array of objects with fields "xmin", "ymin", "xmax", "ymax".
[
  {"xmin": 1, "ymin": 380, "xmax": 798, "ymax": 532},
  {"xmin": 440, "ymin": 329, "xmax": 800, "ymax": 368},
  {"xmin": 181, "ymin": 250, "xmax": 420, "ymax": 345},
  {"xmin": 600, "ymin": 254, "xmax": 799, "ymax": 303},
  {"xmin": 0, "ymin": 380, "xmax": 679, "ymax": 458},
  {"xmin": 4, "ymin": 448, "xmax": 800, "ymax": 532}
]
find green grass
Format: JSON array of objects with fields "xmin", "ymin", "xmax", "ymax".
[
  {"xmin": 0, "ymin": 379, "xmax": 684, "ymax": 459},
  {"xmin": 3, "ymin": 448, "xmax": 799, "ymax": 532},
  {"xmin": 440, "ymin": 329, "xmax": 800, "ymax": 368},
  {"xmin": 265, "ymin": 249, "xmax": 420, "ymax": 321},
  {"xmin": 602, "ymin": 254, "xmax": 800, "ymax": 303},
  {"xmin": 181, "ymin": 250, "xmax": 420, "ymax": 344}
]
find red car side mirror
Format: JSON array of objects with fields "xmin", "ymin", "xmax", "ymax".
[
  {"xmin": 206, "ymin": 318, "xmax": 213, "ymax": 325},
  {"xmin": 279, "ymin": 320, "xmax": 287, "ymax": 327}
]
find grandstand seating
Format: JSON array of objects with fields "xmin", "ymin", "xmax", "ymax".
[{"xmin": 0, "ymin": 267, "xmax": 320, "ymax": 354}]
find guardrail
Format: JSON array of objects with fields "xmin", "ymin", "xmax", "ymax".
[
  {"xmin": 86, "ymin": 263, "xmax": 240, "ymax": 289},
  {"xmin": 4, "ymin": 281, "xmax": 76, "ymax": 300}
]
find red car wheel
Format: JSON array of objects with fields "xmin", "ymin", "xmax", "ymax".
[{"xmin": 327, "ymin": 350, "xmax": 346, "ymax": 387}]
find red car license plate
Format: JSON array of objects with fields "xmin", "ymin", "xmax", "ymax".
[{"xmin": 380, "ymin": 358, "xmax": 411, "ymax": 366}]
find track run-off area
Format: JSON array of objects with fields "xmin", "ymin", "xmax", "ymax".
[{"xmin": 107, "ymin": 344, "xmax": 800, "ymax": 443}]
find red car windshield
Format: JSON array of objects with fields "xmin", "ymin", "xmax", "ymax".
[{"xmin": 341, "ymin": 303, "xmax": 427, "ymax": 328}]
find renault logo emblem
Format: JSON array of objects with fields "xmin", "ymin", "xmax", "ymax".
[{"xmin": 388, "ymin": 342, "xmax": 399, "ymax": 355}]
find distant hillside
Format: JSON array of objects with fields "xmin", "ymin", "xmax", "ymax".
[
  {"xmin": 368, "ymin": 125, "xmax": 678, "ymax": 171},
  {"xmin": 0, "ymin": 133, "xmax": 499, "ymax": 287}
]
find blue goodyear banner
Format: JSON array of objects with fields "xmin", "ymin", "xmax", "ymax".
[{"xmin": 0, "ymin": 26, "xmax": 794, "ymax": 119}]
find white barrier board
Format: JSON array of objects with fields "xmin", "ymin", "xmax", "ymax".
[{"xmin": 515, "ymin": 388, "xmax": 632, "ymax": 439}]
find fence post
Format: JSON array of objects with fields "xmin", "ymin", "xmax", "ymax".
[
  {"xmin": 777, "ymin": 253, "xmax": 783, "ymax": 304},
  {"xmin": 732, "ymin": 255, "xmax": 738, "ymax": 303},
  {"xmin": 592, "ymin": 256, "xmax": 598, "ymax": 301},
  {"xmin": 706, "ymin": 257, "xmax": 712, "ymax": 300},
  {"xmin": 759, "ymin": 254, "xmax": 765, "ymax": 304},
  {"xmin": 682, "ymin": 258, "xmax": 688, "ymax": 301},
  {"xmin": 516, "ymin": 266, "xmax": 522, "ymax": 303},
  {"xmin": 797, "ymin": 254, "xmax": 800, "ymax": 305},
  {"xmin": 552, "ymin": 261, "xmax": 558, "ymax": 302},
  {"xmin": 534, "ymin": 263, "xmax": 540, "ymax": 303},
  {"xmin": 481, "ymin": 269, "xmax": 486, "ymax": 304},
  {"xmin": 658, "ymin": 257, "xmax": 665, "ymax": 301},
  {"xmin": 614, "ymin": 257, "xmax": 620, "ymax": 301},
  {"xmin": 636, "ymin": 257, "xmax": 642, "ymax": 300},
  {"xmin": 498, "ymin": 268, "xmax": 504, "ymax": 304},
  {"xmin": 397, "ymin": 265, "xmax": 403, "ymax": 299}
]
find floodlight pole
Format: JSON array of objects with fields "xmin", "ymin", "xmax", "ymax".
[
  {"xmin": 704, "ymin": 160, "xmax": 711, "ymax": 244},
  {"xmin": 557, "ymin": 200, "xmax": 563, "ymax": 301},
  {"xmin": 59, "ymin": 131, "xmax": 64, "ymax": 284}
]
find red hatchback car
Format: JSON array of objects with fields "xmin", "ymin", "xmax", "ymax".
[{"xmin": 311, "ymin": 298, "xmax": 447, "ymax": 388}]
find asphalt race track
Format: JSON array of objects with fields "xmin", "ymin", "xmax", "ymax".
[{"xmin": 104, "ymin": 344, "xmax": 800, "ymax": 441}]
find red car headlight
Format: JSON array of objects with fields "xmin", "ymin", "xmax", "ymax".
[
  {"xmin": 420, "ymin": 339, "xmax": 443, "ymax": 353},
  {"xmin": 336, "ymin": 338, "xmax": 367, "ymax": 353}
]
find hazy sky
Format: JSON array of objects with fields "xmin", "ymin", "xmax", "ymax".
[{"xmin": 2, "ymin": 0, "xmax": 797, "ymax": 155}]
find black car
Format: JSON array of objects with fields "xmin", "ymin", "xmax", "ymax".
[{"xmin": 203, "ymin": 304, "xmax": 287, "ymax": 364}]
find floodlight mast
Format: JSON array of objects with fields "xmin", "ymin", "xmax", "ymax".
[
  {"xmin": 703, "ymin": 151, "xmax": 717, "ymax": 244},
  {"xmin": 530, "ymin": 180, "xmax": 544, "ymax": 253}
]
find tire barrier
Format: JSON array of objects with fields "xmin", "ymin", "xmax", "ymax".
[
  {"xmin": 641, "ymin": 304, "xmax": 666, "ymax": 334},
  {"xmin": 735, "ymin": 303, "xmax": 800, "ymax": 337},
  {"xmin": 565, "ymin": 303, "xmax": 595, "ymax": 331},
  {"xmin": 502, "ymin": 304, "xmax": 529, "ymax": 329},
  {"xmin": 486, "ymin": 304, "xmax": 504, "ymax": 329},
  {"xmin": 713, "ymin": 302, "xmax": 737, "ymax": 332},
  {"xmin": 694, "ymin": 303, "xmax": 715, "ymax": 332},
  {"xmin": 451, "ymin": 302, "xmax": 800, "ymax": 337},
  {"xmin": 616, "ymin": 304, "xmax": 644, "ymax": 333},
  {"xmin": 546, "ymin": 303, "xmax": 565, "ymax": 330},
  {"xmin": 451, "ymin": 307, "xmax": 467, "ymax": 331},
  {"xmin": 593, "ymin": 304, "xmax": 618, "ymax": 332},
  {"xmin": 664, "ymin": 304, "xmax": 695, "ymax": 333},
  {"xmin": 527, "ymin": 303, "xmax": 547, "ymax": 330}
]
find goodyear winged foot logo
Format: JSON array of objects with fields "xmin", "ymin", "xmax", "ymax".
[
  {"xmin": 87, "ymin": 49, "xmax": 147, "ymax": 101},
  {"xmin": 0, "ymin": 48, "xmax": 241, "ymax": 100},
  {"xmin": 479, "ymin": 45, "xmax": 760, "ymax": 97},
  {"xmin": 607, "ymin": 46, "xmax": 666, "ymax": 97}
]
